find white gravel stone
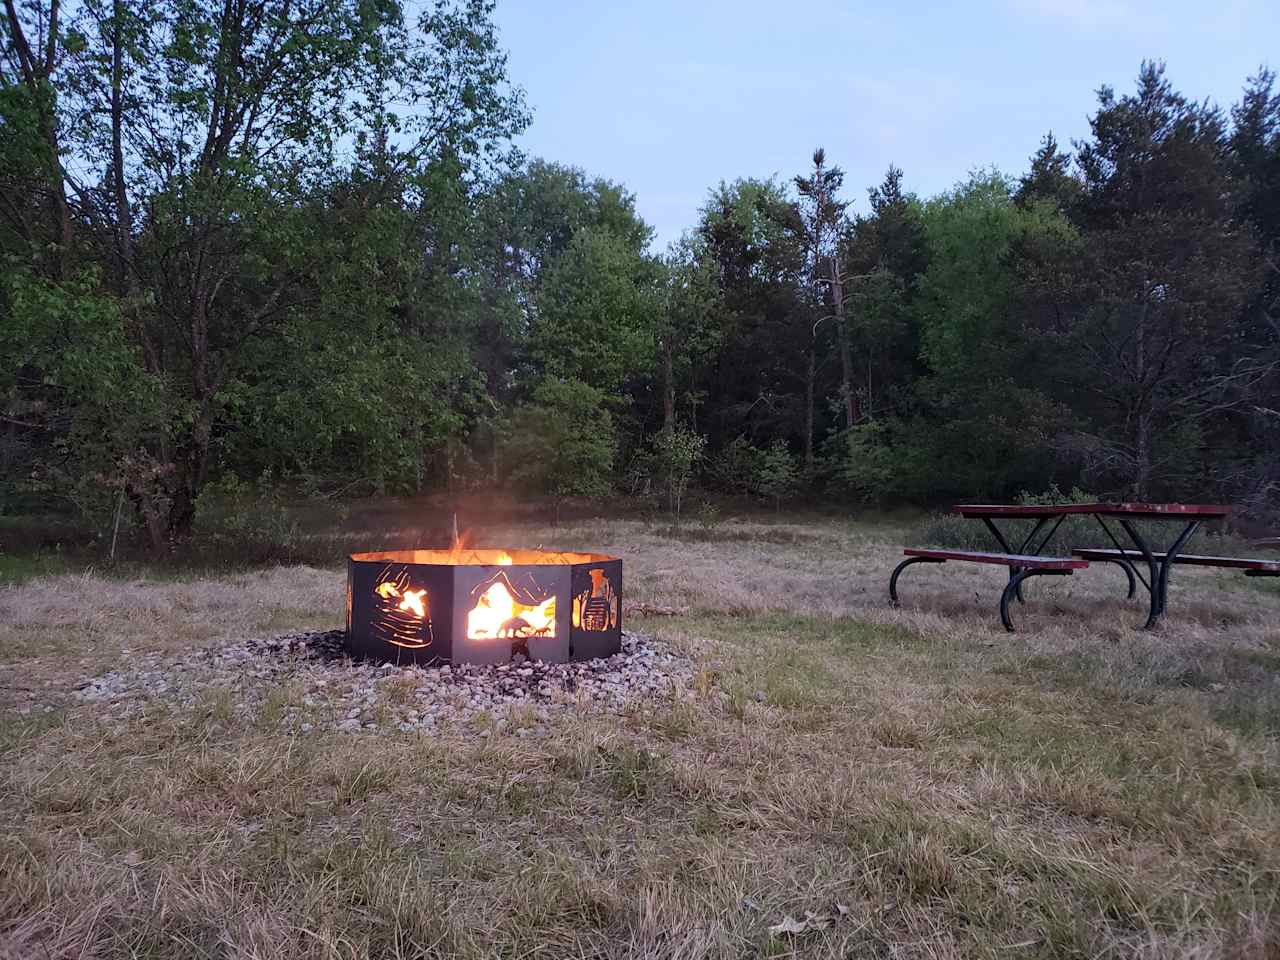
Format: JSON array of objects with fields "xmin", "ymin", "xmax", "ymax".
[{"xmin": 71, "ymin": 629, "xmax": 697, "ymax": 736}]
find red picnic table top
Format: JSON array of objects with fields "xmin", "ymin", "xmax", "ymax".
[{"xmin": 954, "ymin": 502, "xmax": 1232, "ymax": 519}]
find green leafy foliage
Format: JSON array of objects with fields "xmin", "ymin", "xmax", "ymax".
[
  {"xmin": 506, "ymin": 379, "xmax": 616, "ymax": 506},
  {"xmin": 0, "ymin": 267, "xmax": 160, "ymax": 520},
  {"xmin": 650, "ymin": 426, "xmax": 707, "ymax": 526},
  {"xmin": 708, "ymin": 437, "xmax": 760, "ymax": 496},
  {"xmin": 3, "ymin": 27, "xmax": 1279, "ymax": 551},
  {"xmin": 751, "ymin": 440, "xmax": 798, "ymax": 508},
  {"xmin": 1, "ymin": 0, "xmax": 529, "ymax": 550},
  {"xmin": 531, "ymin": 228, "xmax": 660, "ymax": 393},
  {"xmin": 830, "ymin": 420, "xmax": 922, "ymax": 504},
  {"xmin": 1060, "ymin": 63, "xmax": 1261, "ymax": 498},
  {"xmin": 707, "ymin": 436, "xmax": 797, "ymax": 507},
  {"xmin": 913, "ymin": 485, "xmax": 1097, "ymax": 551}
]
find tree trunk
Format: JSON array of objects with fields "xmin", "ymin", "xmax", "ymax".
[
  {"xmin": 167, "ymin": 482, "xmax": 196, "ymax": 545},
  {"xmin": 4, "ymin": 0, "xmax": 73, "ymax": 275},
  {"xmin": 42, "ymin": 125, "xmax": 74, "ymax": 276},
  {"xmin": 830, "ymin": 259, "xmax": 856, "ymax": 429},
  {"xmin": 1135, "ymin": 413, "xmax": 1152, "ymax": 500},
  {"xmin": 661, "ymin": 340, "xmax": 676, "ymax": 434},
  {"xmin": 128, "ymin": 488, "xmax": 170, "ymax": 558},
  {"xmin": 110, "ymin": 0, "xmax": 134, "ymax": 294},
  {"xmin": 804, "ymin": 337, "xmax": 815, "ymax": 470},
  {"xmin": 1133, "ymin": 295, "xmax": 1150, "ymax": 498},
  {"xmin": 167, "ymin": 407, "xmax": 212, "ymax": 542},
  {"xmin": 167, "ymin": 275, "xmax": 216, "ymax": 542},
  {"xmin": 491, "ymin": 423, "xmax": 500, "ymax": 487}
]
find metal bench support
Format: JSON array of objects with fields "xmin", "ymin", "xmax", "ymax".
[
  {"xmin": 999, "ymin": 568, "xmax": 1073, "ymax": 632},
  {"xmin": 889, "ymin": 556, "xmax": 946, "ymax": 605},
  {"xmin": 890, "ymin": 552, "xmax": 1082, "ymax": 630},
  {"xmin": 1096, "ymin": 557, "xmax": 1138, "ymax": 599}
]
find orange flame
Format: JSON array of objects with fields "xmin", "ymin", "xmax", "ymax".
[
  {"xmin": 467, "ymin": 581, "xmax": 555, "ymax": 638},
  {"xmin": 398, "ymin": 588, "xmax": 426, "ymax": 618},
  {"xmin": 375, "ymin": 580, "xmax": 427, "ymax": 619},
  {"xmin": 446, "ymin": 529, "xmax": 472, "ymax": 564}
]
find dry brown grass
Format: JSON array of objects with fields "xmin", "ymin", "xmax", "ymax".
[{"xmin": 2, "ymin": 514, "xmax": 1279, "ymax": 958}]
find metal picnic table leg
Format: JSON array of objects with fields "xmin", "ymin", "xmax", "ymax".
[
  {"xmin": 1155, "ymin": 520, "xmax": 1200, "ymax": 624},
  {"xmin": 1092, "ymin": 516, "xmax": 1144, "ymax": 600},
  {"xmin": 1117, "ymin": 518, "xmax": 1201, "ymax": 629},
  {"xmin": 982, "ymin": 515, "xmax": 1060, "ymax": 604},
  {"xmin": 982, "ymin": 517, "xmax": 1027, "ymax": 603},
  {"xmin": 1000, "ymin": 568, "xmax": 1073, "ymax": 633}
]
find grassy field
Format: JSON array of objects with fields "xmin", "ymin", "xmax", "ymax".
[{"xmin": 2, "ymin": 510, "xmax": 1279, "ymax": 958}]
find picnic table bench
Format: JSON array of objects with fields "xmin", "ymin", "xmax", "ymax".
[
  {"xmin": 890, "ymin": 549, "xmax": 1088, "ymax": 631},
  {"xmin": 889, "ymin": 501, "xmax": 1262, "ymax": 631},
  {"xmin": 1071, "ymin": 548, "xmax": 1280, "ymax": 578}
]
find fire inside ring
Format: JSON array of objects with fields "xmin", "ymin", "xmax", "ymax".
[{"xmin": 345, "ymin": 549, "xmax": 622, "ymax": 666}]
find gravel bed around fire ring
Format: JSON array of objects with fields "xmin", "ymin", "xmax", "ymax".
[{"xmin": 74, "ymin": 631, "xmax": 700, "ymax": 735}]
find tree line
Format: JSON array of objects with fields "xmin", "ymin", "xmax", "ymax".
[{"xmin": 3, "ymin": 0, "xmax": 1278, "ymax": 552}]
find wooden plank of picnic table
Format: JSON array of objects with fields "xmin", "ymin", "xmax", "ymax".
[
  {"xmin": 1071, "ymin": 548, "xmax": 1280, "ymax": 573},
  {"xmin": 954, "ymin": 502, "xmax": 1232, "ymax": 519},
  {"xmin": 903, "ymin": 548, "xmax": 1087, "ymax": 569}
]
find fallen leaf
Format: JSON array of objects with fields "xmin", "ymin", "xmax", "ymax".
[{"xmin": 768, "ymin": 916, "xmax": 808, "ymax": 936}]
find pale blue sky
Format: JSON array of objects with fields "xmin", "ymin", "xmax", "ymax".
[{"xmin": 491, "ymin": 0, "xmax": 1276, "ymax": 251}]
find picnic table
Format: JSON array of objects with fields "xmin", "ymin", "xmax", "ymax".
[
  {"xmin": 954, "ymin": 502, "xmax": 1231, "ymax": 629},
  {"xmin": 890, "ymin": 501, "xmax": 1280, "ymax": 631}
]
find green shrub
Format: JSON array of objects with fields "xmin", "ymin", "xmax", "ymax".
[
  {"xmin": 751, "ymin": 439, "xmax": 798, "ymax": 509},
  {"xmin": 911, "ymin": 485, "xmax": 1098, "ymax": 550},
  {"xmin": 694, "ymin": 499, "xmax": 723, "ymax": 531},
  {"xmin": 827, "ymin": 419, "xmax": 936, "ymax": 504},
  {"xmin": 707, "ymin": 437, "xmax": 758, "ymax": 496},
  {"xmin": 195, "ymin": 474, "xmax": 301, "ymax": 548},
  {"xmin": 507, "ymin": 378, "xmax": 616, "ymax": 517},
  {"xmin": 708, "ymin": 436, "xmax": 798, "ymax": 508},
  {"xmin": 650, "ymin": 425, "xmax": 706, "ymax": 527},
  {"xmin": 907, "ymin": 485, "xmax": 1236, "ymax": 556}
]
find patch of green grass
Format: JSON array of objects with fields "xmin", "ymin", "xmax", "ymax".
[
  {"xmin": 328, "ymin": 755, "xmax": 399, "ymax": 808},
  {"xmin": 492, "ymin": 773, "xmax": 541, "ymax": 816},
  {"xmin": 1213, "ymin": 693, "xmax": 1280, "ymax": 738},
  {"xmin": 0, "ymin": 708, "xmax": 66, "ymax": 750},
  {"xmin": 257, "ymin": 682, "xmax": 301, "ymax": 729},
  {"xmin": 990, "ymin": 649, "xmax": 1103, "ymax": 690},
  {"xmin": 675, "ymin": 611, "xmax": 919, "ymax": 652},
  {"xmin": 600, "ymin": 744, "xmax": 668, "ymax": 801},
  {"xmin": 208, "ymin": 686, "xmax": 239, "ymax": 722},
  {"xmin": 0, "ymin": 550, "xmax": 78, "ymax": 584},
  {"xmin": 3, "ymin": 512, "xmax": 1278, "ymax": 959},
  {"xmin": 759, "ymin": 650, "xmax": 835, "ymax": 708},
  {"xmin": 649, "ymin": 696, "xmax": 699, "ymax": 740}
]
